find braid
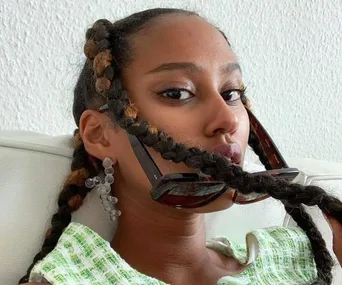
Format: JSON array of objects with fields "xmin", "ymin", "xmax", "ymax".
[
  {"xmin": 18, "ymin": 130, "xmax": 101, "ymax": 283},
  {"xmin": 285, "ymin": 205, "xmax": 333, "ymax": 284},
  {"xmin": 21, "ymin": 8, "xmax": 341, "ymax": 284},
  {"xmin": 240, "ymin": 94, "xmax": 336, "ymax": 283},
  {"xmin": 84, "ymin": 19, "xmax": 116, "ymax": 94}
]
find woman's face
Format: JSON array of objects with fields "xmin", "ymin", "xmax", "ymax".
[{"xmin": 105, "ymin": 14, "xmax": 249, "ymax": 211}]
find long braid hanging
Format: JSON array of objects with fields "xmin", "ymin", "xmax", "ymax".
[
  {"xmin": 240, "ymin": 101, "xmax": 334, "ymax": 283},
  {"xmin": 285, "ymin": 205, "xmax": 334, "ymax": 284},
  {"xmin": 18, "ymin": 19, "xmax": 118, "ymax": 284},
  {"xmin": 18, "ymin": 130, "xmax": 102, "ymax": 283},
  {"xmin": 238, "ymin": 101, "xmax": 334, "ymax": 283},
  {"xmin": 242, "ymin": 103, "xmax": 334, "ymax": 283},
  {"xmin": 85, "ymin": 20, "xmax": 342, "ymax": 284}
]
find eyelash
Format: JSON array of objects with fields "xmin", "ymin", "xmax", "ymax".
[{"xmin": 157, "ymin": 86, "xmax": 246, "ymax": 105}]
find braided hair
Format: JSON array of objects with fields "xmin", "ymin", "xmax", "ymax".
[{"xmin": 20, "ymin": 8, "xmax": 342, "ymax": 284}]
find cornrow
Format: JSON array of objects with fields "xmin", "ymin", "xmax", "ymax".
[
  {"xmin": 19, "ymin": 130, "xmax": 102, "ymax": 283},
  {"xmin": 84, "ymin": 19, "xmax": 115, "ymax": 94},
  {"xmin": 20, "ymin": 8, "xmax": 341, "ymax": 284}
]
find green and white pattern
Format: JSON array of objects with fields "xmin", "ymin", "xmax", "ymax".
[{"xmin": 29, "ymin": 222, "xmax": 317, "ymax": 284}]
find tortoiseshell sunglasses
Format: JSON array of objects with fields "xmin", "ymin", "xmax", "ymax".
[{"xmin": 100, "ymin": 104, "xmax": 299, "ymax": 208}]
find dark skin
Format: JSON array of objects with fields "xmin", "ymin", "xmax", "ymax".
[{"xmin": 25, "ymin": 14, "xmax": 342, "ymax": 285}]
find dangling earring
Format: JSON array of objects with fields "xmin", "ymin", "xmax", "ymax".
[{"xmin": 85, "ymin": 157, "xmax": 121, "ymax": 221}]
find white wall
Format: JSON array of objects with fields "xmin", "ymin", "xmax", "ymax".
[{"xmin": 0, "ymin": 0, "xmax": 341, "ymax": 162}]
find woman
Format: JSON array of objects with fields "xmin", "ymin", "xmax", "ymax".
[{"xmin": 20, "ymin": 8, "xmax": 342, "ymax": 285}]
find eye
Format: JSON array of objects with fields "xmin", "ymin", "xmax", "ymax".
[
  {"xmin": 159, "ymin": 88, "xmax": 194, "ymax": 100},
  {"xmin": 221, "ymin": 89, "xmax": 244, "ymax": 103}
]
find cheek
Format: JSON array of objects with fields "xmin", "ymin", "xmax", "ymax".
[
  {"xmin": 139, "ymin": 106, "xmax": 196, "ymax": 142},
  {"xmin": 128, "ymin": 91, "xmax": 202, "ymax": 143}
]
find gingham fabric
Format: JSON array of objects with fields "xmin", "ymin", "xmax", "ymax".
[{"xmin": 29, "ymin": 222, "xmax": 317, "ymax": 285}]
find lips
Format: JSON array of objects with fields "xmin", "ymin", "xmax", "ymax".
[{"xmin": 210, "ymin": 143, "xmax": 242, "ymax": 164}]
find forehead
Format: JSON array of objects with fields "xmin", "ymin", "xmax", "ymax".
[{"xmin": 126, "ymin": 14, "xmax": 237, "ymax": 72}]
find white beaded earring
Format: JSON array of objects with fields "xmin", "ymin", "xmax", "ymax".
[{"xmin": 85, "ymin": 157, "xmax": 121, "ymax": 221}]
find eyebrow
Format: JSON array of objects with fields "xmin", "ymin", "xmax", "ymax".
[{"xmin": 146, "ymin": 62, "xmax": 242, "ymax": 75}]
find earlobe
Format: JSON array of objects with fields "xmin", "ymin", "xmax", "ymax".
[{"xmin": 79, "ymin": 110, "xmax": 118, "ymax": 163}]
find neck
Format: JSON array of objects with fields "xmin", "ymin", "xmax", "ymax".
[{"xmin": 111, "ymin": 186, "xmax": 213, "ymax": 283}]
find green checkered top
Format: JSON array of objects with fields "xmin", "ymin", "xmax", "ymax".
[{"xmin": 29, "ymin": 222, "xmax": 317, "ymax": 284}]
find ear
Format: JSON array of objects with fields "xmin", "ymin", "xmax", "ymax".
[{"xmin": 79, "ymin": 110, "xmax": 118, "ymax": 163}]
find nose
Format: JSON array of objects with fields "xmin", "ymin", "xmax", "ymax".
[{"xmin": 204, "ymin": 95, "xmax": 239, "ymax": 137}]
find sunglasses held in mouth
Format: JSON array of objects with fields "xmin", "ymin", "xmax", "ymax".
[{"xmin": 100, "ymin": 103, "xmax": 299, "ymax": 208}]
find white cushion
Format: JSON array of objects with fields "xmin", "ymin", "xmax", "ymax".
[{"xmin": 0, "ymin": 130, "xmax": 341, "ymax": 284}]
